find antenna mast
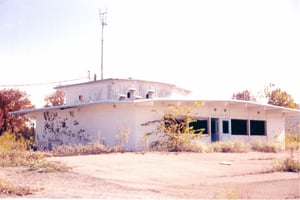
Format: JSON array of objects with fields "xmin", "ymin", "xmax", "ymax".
[{"xmin": 99, "ymin": 9, "xmax": 107, "ymax": 80}]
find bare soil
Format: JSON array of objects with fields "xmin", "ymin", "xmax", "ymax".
[{"xmin": 1, "ymin": 151, "xmax": 299, "ymax": 199}]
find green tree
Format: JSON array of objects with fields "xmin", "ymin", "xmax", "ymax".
[
  {"xmin": 0, "ymin": 89, "xmax": 35, "ymax": 136},
  {"xmin": 44, "ymin": 90, "xmax": 65, "ymax": 107},
  {"xmin": 142, "ymin": 102, "xmax": 203, "ymax": 152}
]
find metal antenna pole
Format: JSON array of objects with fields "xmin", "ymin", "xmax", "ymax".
[{"xmin": 99, "ymin": 9, "xmax": 107, "ymax": 80}]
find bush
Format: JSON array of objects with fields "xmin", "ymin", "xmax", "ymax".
[
  {"xmin": 285, "ymin": 133, "xmax": 300, "ymax": 157},
  {"xmin": 274, "ymin": 158, "xmax": 300, "ymax": 173},
  {"xmin": 251, "ymin": 140, "xmax": 281, "ymax": 153},
  {"xmin": 0, "ymin": 132, "xmax": 42, "ymax": 167},
  {"xmin": 0, "ymin": 132, "xmax": 68, "ymax": 172},
  {"xmin": 51, "ymin": 142, "xmax": 112, "ymax": 157},
  {"xmin": 0, "ymin": 132, "xmax": 28, "ymax": 152},
  {"xmin": 181, "ymin": 141, "xmax": 207, "ymax": 153},
  {"xmin": 208, "ymin": 140, "xmax": 250, "ymax": 153},
  {"xmin": 142, "ymin": 102, "xmax": 203, "ymax": 152}
]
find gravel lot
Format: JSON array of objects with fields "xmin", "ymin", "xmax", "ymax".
[{"xmin": 1, "ymin": 151, "xmax": 299, "ymax": 199}]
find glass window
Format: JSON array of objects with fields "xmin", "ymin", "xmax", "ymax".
[
  {"xmin": 231, "ymin": 119, "xmax": 247, "ymax": 135},
  {"xmin": 222, "ymin": 120, "xmax": 229, "ymax": 134},
  {"xmin": 250, "ymin": 120, "xmax": 266, "ymax": 136},
  {"xmin": 189, "ymin": 119, "xmax": 208, "ymax": 134}
]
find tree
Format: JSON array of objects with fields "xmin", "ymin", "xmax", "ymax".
[
  {"xmin": 264, "ymin": 84, "xmax": 298, "ymax": 109},
  {"xmin": 44, "ymin": 90, "xmax": 65, "ymax": 107},
  {"xmin": 0, "ymin": 89, "xmax": 35, "ymax": 136},
  {"xmin": 232, "ymin": 90, "xmax": 256, "ymax": 101},
  {"xmin": 142, "ymin": 102, "xmax": 203, "ymax": 152}
]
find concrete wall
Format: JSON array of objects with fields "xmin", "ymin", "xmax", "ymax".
[
  {"xmin": 134, "ymin": 101, "xmax": 286, "ymax": 150},
  {"xmin": 60, "ymin": 79, "xmax": 191, "ymax": 105},
  {"xmin": 285, "ymin": 116, "xmax": 300, "ymax": 135},
  {"xmin": 34, "ymin": 100, "xmax": 288, "ymax": 150},
  {"xmin": 35, "ymin": 103, "xmax": 136, "ymax": 150}
]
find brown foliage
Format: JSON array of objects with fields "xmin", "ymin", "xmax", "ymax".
[
  {"xmin": 232, "ymin": 90, "xmax": 256, "ymax": 101},
  {"xmin": 267, "ymin": 88, "xmax": 298, "ymax": 109},
  {"xmin": 44, "ymin": 90, "xmax": 65, "ymax": 107},
  {"xmin": 0, "ymin": 89, "xmax": 35, "ymax": 136}
]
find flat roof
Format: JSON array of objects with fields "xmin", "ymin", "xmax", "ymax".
[
  {"xmin": 9, "ymin": 98, "xmax": 300, "ymax": 117},
  {"xmin": 55, "ymin": 78, "xmax": 191, "ymax": 93}
]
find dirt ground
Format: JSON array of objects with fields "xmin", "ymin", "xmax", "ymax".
[{"xmin": 1, "ymin": 151, "xmax": 300, "ymax": 199}]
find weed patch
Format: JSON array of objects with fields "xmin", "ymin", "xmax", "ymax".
[
  {"xmin": 213, "ymin": 185, "xmax": 254, "ymax": 199},
  {"xmin": 251, "ymin": 140, "xmax": 281, "ymax": 153},
  {"xmin": 208, "ymin": 141, "xmax": 250, "ymax": 153},
  {"xmin": 273, "ymin": 158, "xmax": 300, "ymax": 173},
  {"xmin": 0, "ymin": 176, "xmax": 32, "ymax": 197},
  {"xmin": 0, "ymin": 132, "xmax": 69, "ymax": 173},
  {"xmin": 51, "ymin": 142, "xmax": 112, "ymax": 156}
]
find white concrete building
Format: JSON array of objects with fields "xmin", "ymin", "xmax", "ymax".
[{"xmin": 10, "ymin": 78, "xmax": 300, "ymax": 150}]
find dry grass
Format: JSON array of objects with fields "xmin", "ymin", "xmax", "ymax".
[
  {"xmin": 207, "ymin": 140, "xmax": 250, "ymax": 153},
  {"xmin": 213, "ymin": 185, "xmax": 254, "ymax": 199},
  {"xmin": 273, "ymin": 157, "xmax": 300, "ymax": 173},
  {"xmin": 0, "ymin": 132, "xmax": 68, "ymax": 172},
  {"xmin": 251, "ymin": 139, "xmax": 281, "ymax": 153},
  {"xmin": 147, "ymin": 138, "xmax": 283, "ymax": 153},
  {"xmin": 0, "ymin": 132, "xmax": 68, "ymax": 197},
  {"xmin": 0, "ymin": 176, "xmax": 32, "ymax": 197},
  {"xmin": 51, "ymin": 142, "xmax": 113, "ymax": 157}
]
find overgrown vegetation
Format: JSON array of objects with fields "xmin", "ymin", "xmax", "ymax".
[
  {"xmin": 208, "ymin": 140, "xmax": 250, "ymax": 153},
  {"xmin": 285, "ymin": 133, "xmax": 300, "ymax": 158},
  {"xmin": 51, "ymin": 127, "xmax": 130, "ymax": 156},
  {"xmin": 0, "ymin": 177, "xmax": 32, "ymax": 197},
  {"xmin": 0, "ymin": 132, "xmax": 68, "ymax": 196},
  {"xmin": 0, "ymin": 132, "xmax": 68, "ymax": 172},
  {"xmin": 52, "ymin": 142, "xmax": 112, "ymax": 156},
  {"xmin": 213, "ymin": 185, "xmax": 254, "ymax": 199},
  {"xmin": 250, "ymin": 139, "xmax": 281, "ymax": 153},
  {"xmin": 277, "ymin": 132, "xmax": 300, "ymax": 172},
  {"xmin": 273, "ymin": 158, "xmax": 300, "ymax": 173},
  {"xmin": 142, "ymin": 102, "xmax": 203, "ymax": 152}
]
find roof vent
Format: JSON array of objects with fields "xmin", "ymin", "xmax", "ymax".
[
  {"xmin": 119, "ymin": 94, "xmax": 126, "ymax": 101},
  {"xmin": 128, "ymin": 88, "xmax": 136, "ymax": 99},
  {"xmin": 146, "ymin": 89, "xmax": 155, "ymax": 99}
]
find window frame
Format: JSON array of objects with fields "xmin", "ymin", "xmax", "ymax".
[
  {"xmin": 189, "ymin": 118, "xmax": 209, "ymax": 134},
  {"xmin": 250, "ymin": 120, "xmax": 266, "ymax": 136},
  {"xmin": 231, "ymin": 119, "xmax": 248, "ymax": 135}
]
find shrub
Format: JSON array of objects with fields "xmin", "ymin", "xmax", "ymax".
[
  {"xmin": 285, "ymin": 133, "xmax": 300, "ymax": 158},
  {"xmin": 273, "ymin": 158, "xmax": 300, "ymax": 173},
  {"xmin": 28, "ymin": 159, "xmax": 69, "ymax": 173},
  {"xmin": 51, "ymin": 142, "xmax": 112, "ymax": 157},
  {"xmin": 0, "ymin": 132, "xmax": 68, "ymax": 173},
  {"xmin": 0, "ymin": 132, "xmax": 43, "ymax": 167},
  {"xmin": 0, "ymin": 132, "xmax": 28, "ymax": 152},
  {"xmin": 142, "ymin": 102, "xmax": 203, "ymax": 152},
  {"xmin": 181, "ymin": 140, "xmax": 207, "ymax": 153},
  {"xmin": 208, "ymin": 140, "xmax": 250, "ymax": 153},
  {"xmin": 251, "ymin": 139, "xmax": 281, "ymax": 153}
]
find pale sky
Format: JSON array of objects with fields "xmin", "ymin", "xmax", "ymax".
[{"xmin": 0, "ymin": 0, "xmax": 299, "ymax": 107}]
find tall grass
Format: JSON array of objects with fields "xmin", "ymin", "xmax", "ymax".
[
  {"xmin": 0, "ymin": 176, "xmax": 32, "ymax": 197},
  {"xmin": 0, "ymin": 132, "xmax": 68, "ymax": 197},
  {"xmin": 52, "ymin": 142, "xmax": 112, "ymax": 157},
  {"xmin": 251, "ymin": 139, "xmax": 281, "ymax": 153},
  {"xmin": 207, "ymin": 140, "xmax": 250, "ymax": 153}
]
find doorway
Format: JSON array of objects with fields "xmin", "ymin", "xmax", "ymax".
[
  {"xmin": 221, "ymin": 119, "xmax": 231, "ymax": 141},
  {"xmin": 211, "ymin": 118, "xmax": 219, "ymax": 142}
]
